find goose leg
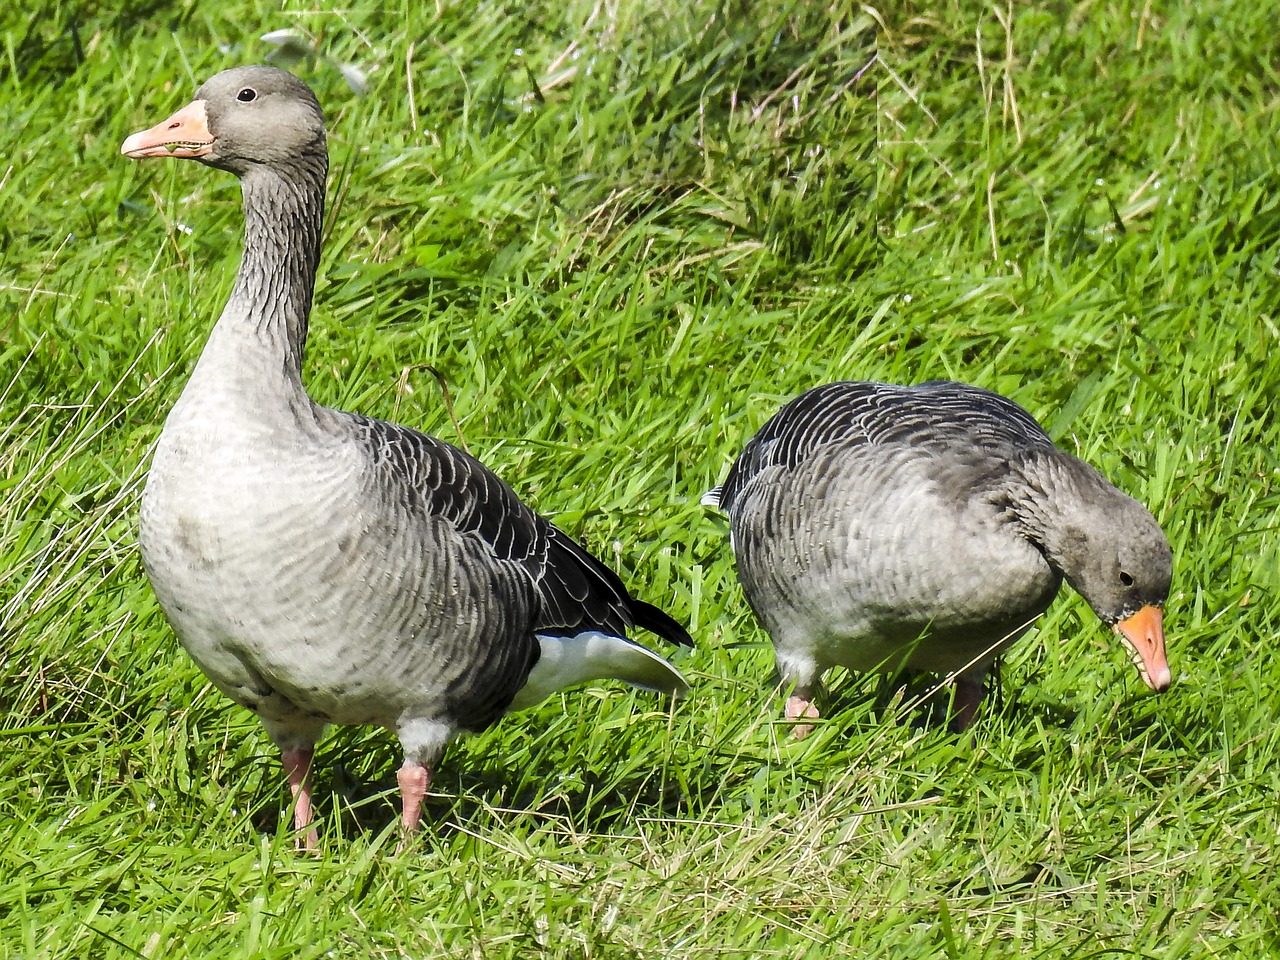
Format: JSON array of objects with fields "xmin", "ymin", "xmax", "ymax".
[
  {"xmin": 396, "ymin": 759, "xmax": 432, "ymax": 835},
  {"xmin": 777, "ymin": 654, "xmax": 822, "ymax": 740},
  {"xmin": 785, "ymin": 694, "xmax": 820, "ymax": 740},
  {"xmin": 281, "ymin": 746, "xmax": 319, "ymax": 851},
  {"xmin": 951, "ymin": 676, "xmax": 985, "ymax": 732}
]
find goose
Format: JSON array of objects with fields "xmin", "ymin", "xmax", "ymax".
[
  {"xmin": 120, "ymin": 65, "xmax": 691, "ymax": 848},
  {"xmin": 703, "ymin": 380, "xmax": 1172, "ymax": 735}
]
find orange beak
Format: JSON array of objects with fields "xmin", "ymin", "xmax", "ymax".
[
  {"xmin": 1114, "ymin": 604, "xmax": 1171, "ymax": 692},
  {"xmin": 121, "ymin": 100, "xmax": 213, "ymax": 159}
]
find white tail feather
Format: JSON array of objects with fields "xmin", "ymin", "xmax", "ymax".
[
  {"xmin": 509, "ymin": 631, "xmax": 689, "ymax": 711},
  {"xmin": 700, "ymin": 484, "xmax": 723, "ymax": 508}
]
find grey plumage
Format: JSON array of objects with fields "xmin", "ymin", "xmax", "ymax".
[
  {"xmin": 706, "ymin": 379, "xmax": 1172, "ymax": 735},
  {"xmin": 123, "ymin": 65, "xmax": 689, "ymax": 845}
]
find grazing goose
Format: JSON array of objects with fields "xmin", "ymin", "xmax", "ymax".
[
  {"xmin": 121, "ymin": 65, "xmax": 691, "ymax": 848},
  {"xmin": 703, "ymin": 380, "xmax": 1172, "ymax": 735}
]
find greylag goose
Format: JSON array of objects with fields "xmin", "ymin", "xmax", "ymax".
[
  {"xmin": 121, "ymin": 65, "xmax": 691, "ymax": 848},
  {"xmin": 703, "ymin": 380, "xmax": 1172, "ymax": 735}
]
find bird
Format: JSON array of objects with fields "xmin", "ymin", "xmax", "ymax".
[
  {"xmin": 702, "ymin": 379, "xmax": 1172, "ymax": 736},
  {"xmin": 120, "ymin": 65, "xmax": 691, "ymax": 849}
]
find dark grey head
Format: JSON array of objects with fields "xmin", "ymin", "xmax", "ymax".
[
  {"xmin": 121, "ymin": 65, "xmax": 325, "ymax": 177},
  {"xmin": 1051, "ymin": 487, "xmax": 1173, "ymax": 623},
  {"xmin": 1030, "ymin": 455, "xmax": 1174, "ymax": 691}
]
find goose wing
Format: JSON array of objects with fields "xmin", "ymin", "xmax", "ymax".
[{"xmin": 347, "ymin": 413, "xmax": 691, "ymax": 648}]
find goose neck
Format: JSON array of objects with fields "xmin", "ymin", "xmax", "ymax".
[
  {"xmin": 223, "ymin": 156, "xmax": 327, "ymax": 378},
  {"xmin": 1005, "ymin": 449, "xmax": 1107, "ymax": 558}
]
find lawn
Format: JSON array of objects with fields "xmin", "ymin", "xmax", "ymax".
[{"xmin": 1, "ymin": 0, "xmax": 1277, "ymax": 956}]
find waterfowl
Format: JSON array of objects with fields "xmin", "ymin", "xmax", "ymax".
[
  {"xmin": 703, "ymin": 380, "xmax": 1172, "ymax": 735},
  {"xmin": 121, "ymin": 65, "xmax": 691, "ymax": 848}
]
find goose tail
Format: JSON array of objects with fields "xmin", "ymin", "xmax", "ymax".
[
  {"xmin": 630, "ymin": 598, "xmax": 694, "ymax": 648},
  {"xmin": 510, "ymin": 631, "xmax": 690, "ymax": 711}
]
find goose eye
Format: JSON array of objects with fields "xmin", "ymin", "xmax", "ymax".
[
  {"xmin": 1119, "ymin": 570, "xmax": 1134, "ymax": 587},
  {"xmin": 237, "ymin": 88, "xmax": 257, "ymax": 102}
]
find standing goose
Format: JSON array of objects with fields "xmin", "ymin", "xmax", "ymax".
[
  {"xmin": 704, "ymin": 380, "xmax": 1172, "ymax": 735},
  {"xmin": 121, "ymin": 65, "xmax": 691, "ymax": 848}
]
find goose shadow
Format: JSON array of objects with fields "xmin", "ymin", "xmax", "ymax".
[
  {"xmin": 244, "ymin": 736, "xmax": 704, "ymax": 844},
  {"xmin": 785, "ymin": 662, "xmax": 1084, "ymax": 737}
]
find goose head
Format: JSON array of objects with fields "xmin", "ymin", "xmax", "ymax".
[{"xmin": 121, "ymin": 65, "xmax": 325, "ymax": 175}]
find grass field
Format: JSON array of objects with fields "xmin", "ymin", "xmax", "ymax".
[{"xmin": 2, "ymin": 0, "xmax": 1278, "ymax": 956}]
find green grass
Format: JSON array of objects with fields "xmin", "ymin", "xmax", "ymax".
[{"xmin": 2, "ymin": 0, "xmax": 1277, "ymax": 956}]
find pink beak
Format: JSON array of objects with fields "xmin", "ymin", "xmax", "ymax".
[
  {"xmin": 121, "ymin": 100, "xmax": 213, "ymax": 159},
  {"xmin": 1114, "ymin": 604, "xmax": 1171, "ymax": 692}
]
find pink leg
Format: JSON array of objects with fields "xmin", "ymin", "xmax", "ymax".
[
  {"xmin": 281, "ymin": 746, "xmax": 319, "ymax": 851},
  {"xmin": 951, "ymin": 677, "xmax": 985, "ymax": 732},
  {"xmin": 396, "ymin": 759, "xmax": 432, "ymax": 835},
  {"xmin": 785, "ymin": 695, "xmax": 821, "ymax": 740}
]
